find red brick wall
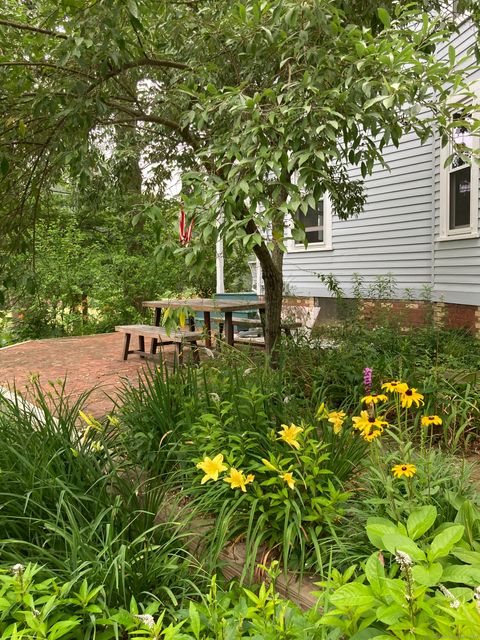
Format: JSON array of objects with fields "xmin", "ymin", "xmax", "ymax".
[{"xmin": 287, "ymin": 296, "xmax": 480, "ymax": 337}]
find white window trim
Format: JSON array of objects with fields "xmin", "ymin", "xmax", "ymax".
[
  {"xmin": 438, "ymin": 80, "xmax": 480, "ymax": 241},
  {"xmin": 286, "ymin": 193, "xmax": 333, "ymax": 252}
]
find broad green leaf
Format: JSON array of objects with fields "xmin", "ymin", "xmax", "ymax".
[
  {"xmin": 407, "ymin": 506, "xmax": 437, "ymax": 540},
  {"xmin": 411, "ymin": 562, "xmax": 443, "ymax": 586},
  {"xmin": 451, "ymin": 547, "xmax": 480, "ymax": 565},
  {"xmin": 381, "ymin": 533, "xmax": 426, "ymax": 562},
  {"xmin": 366, "ymin": 520, "xmax": 397, "ymax": 548},
  {"xmin": 428, "ymin": 525, "xmax": 464, "ymax": 562},
  {"xmin": 375, "ymin": 603, "xmax": 404, "ymax": 625},
  {"xmin": 189, "ymin": 602, "xmax": 201, "ymax": 639},
  {"xmin": 441, "ymin": 564, "xmax": 480, "ymax": 585},
  {"xmin": 364, "ymin": 553, "xmax": 386, "ymax": 595},
  {"xmin": 330, "ymin": 583, "xmax": 378, "ymax": 610}
]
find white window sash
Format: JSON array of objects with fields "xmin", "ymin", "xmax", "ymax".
[
  {"xmin": 285, "ymin": 193, "xmax": 333, "ymax": 252},
  {"xmin": 438, "ymin": 81, "xmax": 480, "ymax": 241}
]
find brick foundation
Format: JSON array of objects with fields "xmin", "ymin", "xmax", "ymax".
[{"xmin": 285, "ymin": 296, "xmax": 480, "ymax": 337}]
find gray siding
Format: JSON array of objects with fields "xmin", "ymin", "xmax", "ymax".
[{"xmin": 284, "ymin": 20, "xmax": 480, "ymax": 306}]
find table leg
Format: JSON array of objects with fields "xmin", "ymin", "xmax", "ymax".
[
  {"xmin": 259, "ymin": 308, "xmax": 266, "ymax": 335},
  {"xmin": 225, "ymin": 311, "xmax": 234, "ymax": 346},
  {"xmin": 151, "ymin": 307, "xmax": 162, "ymax": 354},
  {"xmin": 204, "ymin": 311, "xmax": 212, "ymax": 348}
]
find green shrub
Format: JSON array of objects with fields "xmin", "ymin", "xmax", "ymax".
[
  {"xmin": 320, "ymin": 508, "xmax": 480, "ymax": 638},
  {"xmin": 0, "ymin": 383, "xmax": 200, "ymax": 607}
]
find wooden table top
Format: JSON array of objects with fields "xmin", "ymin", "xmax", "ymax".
[{"xmin": 142, "ymin": 298, "xmax": 265, "ymax": 312}]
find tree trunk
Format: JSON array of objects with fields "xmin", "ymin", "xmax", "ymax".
[
  {"xmin": 248, "ymin": 215, "xmax": 285, "ymax": 364},
  {"xmin": 259, "ymin": 252, "xmax": 283, "ymax": 359}
]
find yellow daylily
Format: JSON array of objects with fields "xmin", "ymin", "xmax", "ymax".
[
  {"xmin": 196, "ymin": 454, "xmax": 227, "ymax": 484},
  {"xmin": 281, "ymin": 472, "xmax": 296, "ymax": 490},
  {"xmin": 224, "ymin": 468, "xmax": 255, "ymax": 492},
  {"xmin": 328, "ymin": 410, "xmax": 346, "ymax": 435},
  {"xmin": 278, "ymin": 424, "xmax": 303, "ymax": 450}
]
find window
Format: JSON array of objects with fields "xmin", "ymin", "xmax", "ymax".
[
  {"xmin": 286, "ymin": 193, "xmax": 332, "ymax": 251},
  {"xmin": 448, "ymin": 115, "xmax": 473, "ymax": 230},
  {"xmin": 439, "ymin": 84, "xmax": 479, "ymax": 240},
  {"xmin": 296, "ymin": 200, "xmax": 325, "ymax": 244}
]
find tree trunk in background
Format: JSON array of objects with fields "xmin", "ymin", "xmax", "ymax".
[{"xmin": 81, "ymin": 293, "xmax": 88, "ymax": 324}]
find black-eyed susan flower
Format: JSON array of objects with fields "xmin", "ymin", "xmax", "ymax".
[
  {"xmin": 328, "ymin": 410, "xmax": 346, "ymax": 434},
  {"xmin": 381, "ymin": 380, "xmax": 409, "ymax": 394},
  {"xmin": 281, "ymin": 472, "xmax": 296, "ymax": 489},
  {"xmin": 352, "ymin": 411, "xmax": 388, "ymax": 433},
  {"xmin": 224, "ymin": 468, "xmax": 254, "ymax": 492},
  {"xmin": 401, "ymin": 388, "xmax": 424, "ymax": 409},
  {"xmin": 363, "ymin": 429, "xmax": 382, "ymax": 442},
  {"xmin": 421, "ymin": 415, "xmax": 442, "ymax": 426},
  {"xmin": 278, "ymin": 423, "xmax": 303, "ymax": 450},
  {"xmin": 361, "ymin": 393, "xmax": 388, "ymax": 405},
  {"xmin": 196, "ymin": 454, "xmax": 227, "ymax": 484},
  {"xmin": 392, "ymin": 463, "xmax": 417, "ymax": 478}
]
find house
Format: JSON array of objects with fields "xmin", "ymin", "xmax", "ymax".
[{"xmin": 281, "ymin": 16, "xmax": 480, "ymax": 334}]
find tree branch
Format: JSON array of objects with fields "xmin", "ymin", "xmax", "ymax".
[
  {"xmin": 0, "ymin": 61, "xmax": 94, "ymax": 79},
  {"xmin": 0, "ymin": 18, "xmax": 67, "ymax": 39}
]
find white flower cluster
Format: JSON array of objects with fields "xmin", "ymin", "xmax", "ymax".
[
  {"xmin": 438, "ymin": 584, "xmax": 460, "ymax": 610},
  {"xmin": 135, "ymin": 614, "xmax": 155, "ymax": 629},
  {"xmin": 394, "ymin": 550, "xmax": 413, "ymax": 570},
  {"xmin": 11, "ymin": 564, "xmax": 25, "ymax": 576}
]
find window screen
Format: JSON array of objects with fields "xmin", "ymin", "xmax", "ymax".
[
  {"xmin": 295, "ymin": 200, "xmax": 324, "ymax": 244},
  {"xmin": 449, "ymin": 115, "xmax": 472, "ymax": 230}
]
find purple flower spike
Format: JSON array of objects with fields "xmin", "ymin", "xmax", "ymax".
[{"xmin": 363, "ymin": 367, "xmax": 373, "ymax": 394}]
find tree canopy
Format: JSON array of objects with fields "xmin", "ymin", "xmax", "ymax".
[{"xmin": 1, "ymin": 0, "xmax": 479, "ymax": 351}]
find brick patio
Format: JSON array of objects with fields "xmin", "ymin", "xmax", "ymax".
[{"xmin": 0, "ymin": 332, "xmax": 177, "ymax": 417}]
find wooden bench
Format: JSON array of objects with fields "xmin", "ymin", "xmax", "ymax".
[{"xmin": 115, "ymin": 324, "xmax": 202, "ymax": 364}]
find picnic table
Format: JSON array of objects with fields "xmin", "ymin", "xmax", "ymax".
[{"xmin": 142, "ymin": 297, "xmax": 266, "ymax": 348}]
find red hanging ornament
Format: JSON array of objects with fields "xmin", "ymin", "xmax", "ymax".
[{"xmin": 179, "ymin": 206, "xmax": 195, "ymax": 245}]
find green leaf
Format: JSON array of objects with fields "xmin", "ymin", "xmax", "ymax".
[
  {"xmin": 411, "ymin": 562, "xmax": 443, "ymax": 586},
  {"xmin": 364, "ymin": 553, "xmax": 386, "ymax": 595},
  {"xmin": 428, "ymin": 525, "xmax": 465, "ymax": 561},
  {"xmin": 451, "ymin": 547, "xmax": 480, "ymax": 565},
  {"xmin": 377, "ymin": 8, "xmax": 391, "ymax": 28},
  {"xmin": 127, "ymin": 0, "xmax": 139, "ymax": 18},
  {"xmin": 381, "ymin": 534, "xmax": 426, "ymax": 562},
  {"xmin": 407, "ymin": 506, "xmax": 437, "ymax": 540},
  {"xmin": 449, "ymin": 45, "xmax": 456, "ymax": 66},
  {"xmin": 366, "ymin": 520, "xmax": 397, "ymax": 549},
  {"xmin": 330, "ymin": 583, "xmax": 378, "ymax": 610},
  {"xmin": 189, "ymin": 602, "xmax": 201, "ymax": 639},
  {"xmin": 441, "ymin": 564, "xmax": 480, "ymax": 585},
  {"xmin": 0, "ymin": 156, "xmax": 9, "ymax": 176}
]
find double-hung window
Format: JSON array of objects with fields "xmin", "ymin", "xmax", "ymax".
[
  {"xmin": 439, "ymin": 83, "xmax": 479, "ymax": 240},
  {"xmin": 286, "ymin": 193, "xmax": 332, "ymax": 251}
]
